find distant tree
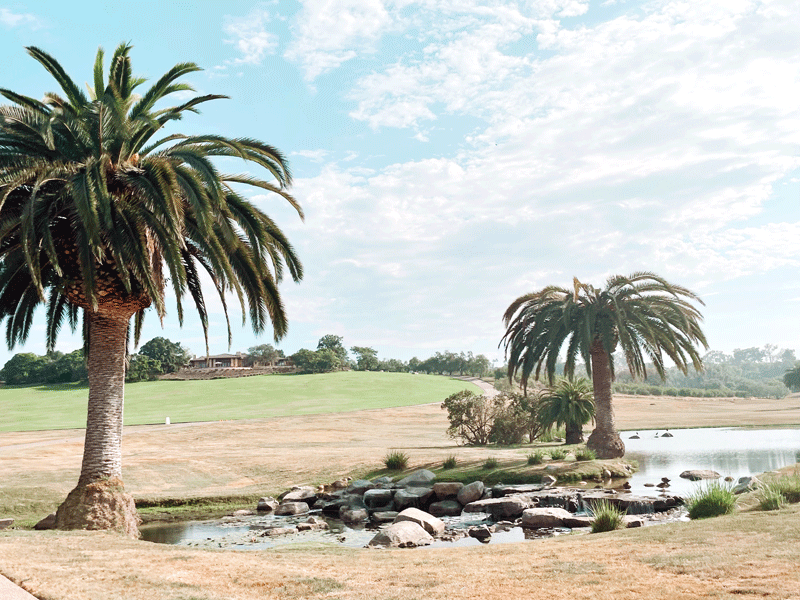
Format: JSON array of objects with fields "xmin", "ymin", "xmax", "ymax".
[
  {"xmin": 351, "ymin": 346, "xmax": 379, "ymax": 371},
  {"xmin": 539, "ymin": 378, "xmax": 595, "ymax": 445},
  {"xmin": 138, "ymin": 337, "xmax": 191, "ymax": 374},
  {"xmin": 317, "ymin": 335, "xmax": 348, "ymax": 365},
  {"xmin": 732, "ymin": 347, "xmax": 765, "ymax": 365},
  {"xmin": 290, "ymin": 348, "xmax": 341, "ymax": 374},
  {"xmin": 47, "ymin": 349, "xmax": 87, "ymax": 383},
  {"xmin": 126, "ymin": 355, "xmax": 162, "ymax": 382},
  {"xmin": 245, "ymin": 343, "xmax": 283, "ymax": 367},
  {"xmin": 408, "ymin": 357, "xmax": 422, "ymax": 372},
  {"xmin": 0, "ymin": 353, "xmax": 48, "ymax": 385},
  {"xmin": 291, "ymin": 349, "xmax": 317, "ymax": 374},
  {"xmin": 441, "ymin": 390, "xmax": 494, "ymax": 446},
  {"xmin": 784, "ymin": 364, "xmax": 800, "ymax": 392},
  {"xmin": 381, "ymin": 358, "xmax": 406, "ymax": 372},
  {"xmin": 469, "ymin": 354, "xmax": 492, "ymax": 377}
]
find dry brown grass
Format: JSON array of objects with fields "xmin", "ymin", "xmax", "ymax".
[{"xmin": 1, "ymin": 392, "xmax": 799, "ymax": 599}]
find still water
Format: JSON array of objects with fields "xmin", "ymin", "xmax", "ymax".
[{"xmin": 622, "ymin": 427, "xmax": 800, "ymax": 497}]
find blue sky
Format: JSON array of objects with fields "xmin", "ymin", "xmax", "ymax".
[{"xmin": 0, "ymin": 0, "xmax": 798, "ymax": 368}]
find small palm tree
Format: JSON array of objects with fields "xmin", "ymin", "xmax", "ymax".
[
  {"xmin": 784, "ymin": 363, "xmax": 800, "ymax": 392},
  {"xmin": 501, "ymin": 272, "xmax": 707, "ymax": 458},
  {"xmin": 0, "ymin": 45, "xmax": 303, "ymax": 535},
  {"xmin": 539, "ymin": 378, "xmax": 595, "ymax": 445}
]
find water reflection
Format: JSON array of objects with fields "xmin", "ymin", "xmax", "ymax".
[{"xmin": 623, "ymin": 427, "xmax": 800, "ymax": 496}]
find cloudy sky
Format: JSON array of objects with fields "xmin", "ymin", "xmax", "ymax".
[{"xmin": 0, "ymin": 0, "xmax": 798, "ymax": 368}]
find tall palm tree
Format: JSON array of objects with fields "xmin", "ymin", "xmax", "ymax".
[
  {"xmin": 501, "ymin": 272, "xmax": 707, "ymax": 458},
  {"xmin": 0, "ymin": 45, "xmax": 303, "ymax": 536},
  {"xmin": 784, "ymin": 363, "xmax": 800, "ymax": 392},
  {"xmin": 539, "ymin": 378, "xmax": 595, "ymax": 445}
]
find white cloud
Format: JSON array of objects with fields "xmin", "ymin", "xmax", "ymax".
[
  {"xmin": 0, "ymin": 8, "xmax": 41, "ymax": 29},
  {"xmin": 222, "ymin": 8, "xmax": 279, "ymax": 65}
]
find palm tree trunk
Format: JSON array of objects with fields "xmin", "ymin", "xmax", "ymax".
[
  {"xmin": 55, "ymin": 309, "xmax": 139, "ymax": 537},
  {"xmin": 565, "ymin": 422, "xmax": 584, "ymax": 445},
  {"xmin": 586, "ymin": 341, "xmax": 625, "ymax": 458}
]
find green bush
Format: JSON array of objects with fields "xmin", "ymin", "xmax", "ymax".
[
  {"xmin": 383, "ymin": 450, "xmax": 409, "ymax": 471},
  {"xmin": 756, "ymin": 484, "xmax": 785, "ymax": 511},
  {"xmin": 686, "ymin": 481, "xmax": 736, "ymax": 519},
  {"xmin": 757, "ymin": 473, "xmax": 800, "ymax": 509},
  {"xmin": 589, "ymin": 499, "xmax": 625, "ymax": 533},
  {"xmin": 539, "ymin": 427, "xmax": 566, "ymax": 443},
  {"xmin": 575, "ymin": 447, "xmax": 596, "ymax": 461},
  {"xmin": 442, "ymin": 455, "xmax": 457, "ymax": 470},
  {"xmin": 550, "ymin": 448, "xmax": 568, "ymax": 460},
  {"xmin": 483, "ymin": 457, "xmax": 499, "ymax": 470},
  {"xmin": 527, "ymin": 451, "xmax": 544, "ymax": 465}
]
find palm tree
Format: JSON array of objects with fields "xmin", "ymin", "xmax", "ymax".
[
  {"xmin": 539, "ymin": 378, "xmax": 595, "ymax": 445},
  {"xmin": 784, "ymin": 363, "xmax": 800, "ymax": 392},
  {"xmin": 0, "ymin": 45, "xmax": 303, "ymax": 536},
  {"xmin": 501, "ymin": 272, "xmax": 707, "ymax": 458}
]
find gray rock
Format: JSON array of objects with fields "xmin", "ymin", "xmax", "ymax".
[
  {"xmin": 232, "ymin": 509, "xmax": 255, "ymax": 517},
  {"xmin": 396, "ymin": 469, "xmax": 437, "ymax": 487},
  {"xmin": 680, "ymin": 470, "xmax": 721, "ymax": 481},
  {"xmin": 257, "ymin": 497, "xmax": 279, "ymax": 512},
  {"xmin": 624, "ymin": 516, "xmax": 644, "ymax": 528},
  {"xmin": 562, "ymin": 515, "xmax": 593, "ymax": 528},
  {"xmin": 457, "ymin": 481, "xmax": 485, "ymax": 505},
  {"xmin": 540, "ymin": 475, "xmax": 557, "ymax": 486},
  {"xmin": 297, "ymin": 516, "xmax": 328, "ymax": 531},
  {"xmin": 372, "ymin": 476, "xmax": 395, "ymax": 485},
  {"xmin": 428, "ymin": 500, "xmax": 463, "ymax": 517},
  {"xmin": 394, "ymin": 486, "xmax": 434, "ymax": 511},
  {"xmin": 340, "ymin": 506, "xmax": 369, "ymax": 524},
  {"xmin": 394, "ymin": 507, "xmax": 445, "ymax": 536},
  {"xmin": 347, "ymin": 479, "xmax": 376, "ymax": 495},
  {"xmin": 432, "ymin": 482, "xmax": 464, "ymax": 499},
  {"xmin": 34, "ymin": 513, "xmax": 56, "ymax": 530},
  {"xmin": 368, "ymin": 521, "xmax": 433, "ymax": 548},
  {"xmin": 363, "ymin": 488, "xmax": 395, "ymax": 510},
  {"xmin": 274, "ymin": 501, "xmax": 310, "ymax": 516},
  {"xmin": 493, "ymin": 484, "xmax": 545, "ymax": 497},
  {"xmin": 468, "ymin": 525, "xmax": 492, "ymax": 542},
  {"xmin": 0, "ymin": 518, "xmax": 13, "ymax": 530},
  {"xmin": 463, "ymin": 496, "xmax": 530, "ymax": 519},
  {"xmin": 283, "ymin": 486, "xmax": 318, "ymax": 504},
  {"xmin": 732, "ymin": 476, "xmax": 760, "ymax": 494},
  {"xmin": 371, "ymin": 511, "xmax": 399, "ymax": 524},
  {"xmin": 261, "ymin": 526, "xmax": 297, "ymax": 537},
  {"xmin": 521, "ymin": 507, "xmax": 572, "ymax": 529}
]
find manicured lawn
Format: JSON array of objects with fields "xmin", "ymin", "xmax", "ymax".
[{"xmin": 0, "ymin": 371, "xmax": 479, "ymax": 432}]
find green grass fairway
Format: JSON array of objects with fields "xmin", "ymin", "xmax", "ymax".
[{"xmin": 0, "ymin": 371, "xmax": 480, "ymax": 432}]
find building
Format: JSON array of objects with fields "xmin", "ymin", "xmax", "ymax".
[{"xmin": 188, "ymin": 353, "xmax": 245, "ymax": 369}]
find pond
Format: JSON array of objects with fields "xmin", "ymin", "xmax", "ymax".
[{"xmin": 141, "ymin": 426, "xmax": 800, "ymax": 549}]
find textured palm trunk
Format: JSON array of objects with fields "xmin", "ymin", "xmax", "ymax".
[
  {"xmin": 565, "ymin": 422, "xmax": 584, "ymax": 445},
  {"xmin": 586, "ymin": 341, "xmax": 625, "ymax": 458},
  {"xmin": 55, "ymin": 297, "xmax": 147, "ymax": 537}
]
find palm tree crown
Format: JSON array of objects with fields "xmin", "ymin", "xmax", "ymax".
[
  {"xmin": 539, "ymin": 378, "xmax": 595, "ymax": 445},
  {"xmin": 0, "ymin": 44, "xmax": 303, "ymax": 535},
  {"xmin": 501, "ymin": 272, "xmax": 707, "ymax": 457}
]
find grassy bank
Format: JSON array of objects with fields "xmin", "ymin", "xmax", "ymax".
[{"xmin": 0, "ymin": 371, "xmax": 480, "ymax": 432}]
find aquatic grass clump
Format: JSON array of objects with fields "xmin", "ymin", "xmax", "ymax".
[
  {"xmin": 756, "ymin": 473, "xmax": 800, "ymax": 510},
  {"xmin": 527, "ymin": 451, "xmax": 544, "ymax": 465},
  {"xmin": 383, "ymin": 450, "xmax": 409, "ymax": 471},
  {"xmin": 442, "ymin": 455, "xmax": 457, "ymax": 470},
  {"xmin": 686, "ymin": 481, "xmax": 736, "ymax": 519},
  {"xmin": 550, "ymin": 448, "xmax": 568, "ymax": 460},
  {"xmin": 483, "ymin": 457, "xmax": 499, "ymax": 470},
  {"xmin": 589, "ymin": 499, "xmax": 625, "ymax": 533},
  {"xmin": 575, "ymin": 447, "xmax": 596, "ymax": 461},
  {"xmin": 756, "ymin": 484, "xmax": 786, "ymax": 511}
]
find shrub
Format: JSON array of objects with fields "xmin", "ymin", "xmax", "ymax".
[
  {"xmin": 589, "ymin": 499, "xmax": 625, "ymax": 533},
  {"xmin": 383, "ymin": 450, "xmax": 409, "ymax": 471},
  {"xmin": 441, "ymin": 390, "xmax": 494, "ymax": 445},
  {"xmin": 483, "ymin": 457, "xmax": 499, "ymax": 470},
  {"xmin": 757, "ymin": 473, "xmax": 800, "ymax": 509},
  {"xmin": 442, "ymin": 389, "xmax": 543, "ymax": 446},
  {"xmin": 686, "ymin": 481, "xmax": 736, "ymax": 519},
  {"xmin": 527, "ymin": 451, "xmax": 544, "ymax": 465},
  {"xmin": 442, "ymin": 455, "xmax": 457, "ymax": 470},
  {"xmin": 550, "ymin": 448, "xmax": 568, "ymax": 460},
  {"xmin": 575, "ymin": 447, "xmax": 596, "ymax": 461},
  {"xmin": 539, "ymin": 427, "xmax": 566, "ymax": 443},
  {"xmin": 756, "ymin": 484, "xmax": 785, "ymax": 511}
]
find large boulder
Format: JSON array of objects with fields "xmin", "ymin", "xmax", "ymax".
[
  {"xmin": 457, "ymin": 481, "xmax": 485, "ymax": 505},
  {"xmin": 363, "ymin": 488, "xmax": 395, "ymax": 510},
  {"xmin": 371, "ymin": 511, "xmax": 399, "ymax": 524},
  {"xmin": 463, "ymin": 496, "xmax": 530, "ymax": 519},
  {"xmin": 346, "ymin": 479, "xmax": 376, "ymax": 495},
  {"xmin": 732, "ymin": 476, "xmax": 760, "ymax": 494},
  {"xmin": 521, "ymin": 507, "xmax": 572, "ymax": 529},
  {"xmin": 680, "ymin": 470, "xmax": 721, "ymax": 481},
  {"xmin": 368, "ymin": 521, "xmax": 434, "ymax": 548},
  {"xmin": 340, "ymin": 506, "xmax": 369, "ymax": 524},
  {"xmin": 395, "ymin": 507, "xmax": 445, "ymax": 536},
  {"xmin": 432, "ymin": 482, "xmax": 463, "ymax": 500},
  {"xmin": 257, "ymin": 497, "xmax": 279, "ymax": 512},
  {"xmin": 282, "ymin": 486, "xmax": 318, "ymax": 504},
  {"xmin": 0, "ymin": 518, "xmax": 13, "ymax": 530},
  {"xmin": 396, "ymin": 469, "xmax": 437, "ymax": 487},
  {"xmin": 274, "ymin": 501, "xmax": 310, "ymax": 516},
  {"xmin": 394, "ymin": 487, "xmax": 434, "ymax": 511},
  {"xmin": 428, "ymin": 500, "xmax": 463, "ymax": 517}
]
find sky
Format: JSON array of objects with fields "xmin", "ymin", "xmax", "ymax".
[{"xmin": 0, "ymin": 0, "xmax": 798, "ymax": 369}]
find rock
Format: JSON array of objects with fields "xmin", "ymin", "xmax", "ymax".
[
  {"xmin": 318, "ymin": 494, "xmax": 365, "ymax": 517},
  {"xmin": 232, "ymin": 509, "xmax": 255, "ymax": 517},
  {"xmin": 274, "ymin": 501, "xmax": 310, "ymax": 516},
  {"xmin": 457, "ymin": 481, "xmax": 485, "ymax": 505},
  {"xmin": 257, "ymin": 497, "xmax": 279, "ymax": 512},
  {"xmin": 261, "ymin": 526, "xmax": 297, "ymax": 537},
  {"xmin": 463, "ymin": 496, "xmax": 530, "ymax": 519},
  {"xmin": 34, "ymin": 513, "xmax": 56, "ymax": 530},
  {"xmin": 428, "ymin": 500, "xmax": 463, "ymax": 517},
  {"xmin": 468, "ymin": 525, "xmax": 492, "ymax": 542},
  {"xmin": 562, "ymin": 515, "xmax": 593, "ymax": 528},
  {"xmin": 371, "ymin": 511, "xmax": 399, "ymax": 524},
  {"xmin": 493, "ymin": 484, "xmax": 545, "ymax": 497},
  {"xmin": 432, "ymin": 482, "xmax": 464, "ymax": 499},
  {"xmin": 283, "ymin": 486, "xmax": 318, "ymax": 504},
  {"xmin": 395, "ymin": 507, "xmax": 445, "ymax": 536},
  {"xmin": 394, "ymin": 487, "xmax": 434, "ymax": 511},
  {"xmin": 368, "ymin": 521, "xmax": 433, "ymax": 548},
  {"xmin": 0, "ymin": 518, "xmax": 13, "ymax": 530},
  {"xmin": 346, "ymin": 479, "xmax": 376, "ymax": 495},
  {"xmin": 540, "ymin": 475, "xmax": 557, "ymax": 486},
  {"xmin": 296, "ymin": 516, "xmax": 328, "ymax": 531},
  {"xmin": 364, "ymin": 488, "xmax": 395, "ymax": 510},
  {"xmin": 644, "ymin": 483, "xmax": 655, "ymax": 487},
  {"xmin": 623, "ymin": 516, "xmax": 644, "ymax": 528},
  {"xmin": 732, "ymin": 476, "xmax": 760, "ymax": 494},
  {"xmin": 372, "ymin": 476, "xmax": 394, "ymax": 485},
  {"xmin": 521, "ymin": 507, "xmax": 572, "ymax": 529},
  {"xmin": 396, "ymin": 469, "xmax": 437, "ymax": 487},
  {"xmin": 329, "ymin": 478, "xmax": 350, "ymax": 490},
  {"xmin": 680, "ymin": 470, "xmax": 721, "ymax": 481},
  {"xmin": 340, "ymin": 506, "xmax": 369, "ymax": 524}
]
